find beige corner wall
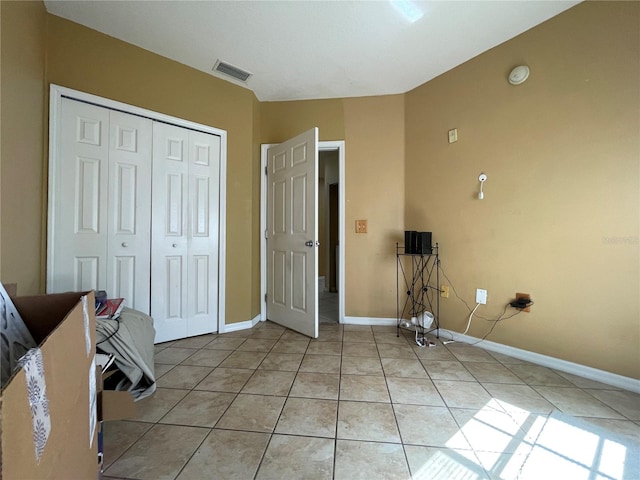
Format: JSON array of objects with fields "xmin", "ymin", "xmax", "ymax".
[
  {"xmin": 260, "ymin": 99, "xmax": 345, "ymax": 143},
  {"xmin": 260, "ymin": 96, "xmax": 405, "ymax": 319},
  {"xmin": 343, "ymin": 96, "xmax": 405, "ymax": 318},
  {"xmin": 0, "ymin": 1, "xmax": 47, "ymax": 294},
  {"xmin": 405, "ymin": 1, "xmax": 639, "ymax": 378},
  {"xmin": 251, "ymin": 96, "xmax": 262, "ymax": 317}
]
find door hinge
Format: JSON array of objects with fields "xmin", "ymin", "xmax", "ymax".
[
  {"xmin": 265, "ymin": 229, "xmax": 268, "ymax": 239},
  {"xmin": 265, "ymin": 165, "xmax": 268, "ymax": 175},
  {"xmin": 264, "ymin": 293, "xmax": 267, "ymax": 303}
]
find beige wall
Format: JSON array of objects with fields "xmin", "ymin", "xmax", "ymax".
[
  {"xmin": 251, "ymin": 96, "xmax": 262, "ymax": 317},
  {"xmin": 260, "ymin": 99, "xmax": 345, "ymax": 143},
  {"xmin": 343, "ymin": 95, "xmax": 405, "ymax": 318},
  {"xmin": 2, "ymin": 1, "xmax": 637, "ymax": 378},
  {"xmin": 405, "ymin": 1, "xmax": 639, "ymax": 378},
  {"xmin": 0, "ymin": 1, "xmax": 47, "ymax": 294}
]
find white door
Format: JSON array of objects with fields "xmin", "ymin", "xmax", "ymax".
[
  {"xmin": 50, "ymin": 99, "xmax": 109, "ymax": 293},
  {"xmin": 267, "ymin": 128, "xmax": 319, "ymax": 338},
  {"xmin": 106, "ymin": 110, "xmax": 152, "ymax": 312},
  {"xmin": 49, "ymin": 99, "xmax": 151, "ymax": 313},
  {"xmin": 187, "ymin": 130, "xmax": 220, "ymax": 337},
  {"xmin": 151, "ymin": 123, "xmax": 220, "ymax": 343}
]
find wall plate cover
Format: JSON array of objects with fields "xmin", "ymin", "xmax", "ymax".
[{"xmin": 476, "ymin": 288, "xmax": 487, "ymax": 305}]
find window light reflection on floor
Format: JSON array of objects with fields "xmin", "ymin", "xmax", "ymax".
[
  {"xmin": 410, "ymin": 447, "xmax": 486, "ymax": 480},
  {"xmin": 411, "ymin": 398, "xmax": 636, "ymax": 480}
]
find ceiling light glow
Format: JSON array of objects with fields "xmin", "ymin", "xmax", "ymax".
[{"xmin": 390, "ymin": 0, "xmax": 424, "ymax": 23}]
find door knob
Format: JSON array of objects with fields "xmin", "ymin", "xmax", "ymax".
[
  {"xmin": 305, "ymin": 241, "xmax": 320, "ymax": 247},
  {"xmin": 172, "ymin": 243, "xmax": 178, "ymax": 248},
  {"xmin": 121, "ymin": 242, "xmax": 128, "ymax": 247}
]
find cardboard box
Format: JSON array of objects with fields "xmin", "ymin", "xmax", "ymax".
[
  {"xmin": 0, "ymin": 291, "xmax": 135, "ymax": 479},
  {"xmin": 1, "ymin": 291, "xmax": 96, "ymax": 478},
  {"xmin": 97, "ymin": 368, "xmax": 136, "ymax": 422},
  {"xmin": 96, "ymin": 368, "xmax": 136, "ymax": 477}
]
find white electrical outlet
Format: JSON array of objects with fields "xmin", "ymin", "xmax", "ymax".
[{"xmin": 476, "ymin": 288, "xmax": 487, "ymax": 305}]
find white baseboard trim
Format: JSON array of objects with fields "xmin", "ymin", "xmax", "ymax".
[
  {"xmin": 220, "ymin": 315, "xmax": 261, "ymax": 334},
  {"xmin": 342, "ymin": 317, "xmax": 639, "ymax": 392},
  {"xmin": 343, "ymin": 316, "xmax": 396, "ymax": 326},
  {"xmin": 437, "ymin": 329, "xmax": 640, "ymax": 394}
]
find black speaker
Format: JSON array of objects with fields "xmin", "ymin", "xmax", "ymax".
[
  {"xmin": 404, "ymin": 231, "xmax": 417, "ymax": 254},
  {"xmin": 415, "ymin": 232, "xmax": 432, "ymax": 254}
]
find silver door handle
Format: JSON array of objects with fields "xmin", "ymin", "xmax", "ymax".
[
  {"xmin": 305, "ymin": 241, "xmax": 320, "ymax": 247},
  {"xmin": 121, "ymin": 242, "xmax": 128, "ymax": 247},
  {"xmin": 172, "ymin": 243, "xmax": 178, "ymax": 248}
]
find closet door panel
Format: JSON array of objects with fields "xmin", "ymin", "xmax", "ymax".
[
  {"xmin": 75, "ymin": 256, "xmax": 101, "ymax": 291},
  {"xmin": 152, "ymin": 122, "xmax": 189, "ymax": 342},
  {"xmin": 187, "ymin": 131, "xmax": 220, "ymax": 337},
  {"xmin": 165, "ymin": 255, "xmax": 185, "ymax": 318},
  {"xmin": 107, "ymin": 111, "xmax": 152, "ymax": 313},
  {"xmin": 50, "ymin": 99, "xmax": 109, "ymax": 293}
]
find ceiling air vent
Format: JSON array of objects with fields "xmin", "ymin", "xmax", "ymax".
[{"xmin": 213, "ymin": 60, "xmax": 252, "ymax": 83}]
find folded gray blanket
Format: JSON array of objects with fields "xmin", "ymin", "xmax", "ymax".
[{"xmin": 96, "ymin": 307, "xmax": 156, "ymax": 400}]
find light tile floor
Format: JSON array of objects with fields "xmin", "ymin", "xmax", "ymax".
[
  {"xmin": 103, "ymin": 322, "xmax": 640, "ymax": 480},
  {"xmin": 319, "ymin": 290, "xmax": 339, "ymax": 324}
]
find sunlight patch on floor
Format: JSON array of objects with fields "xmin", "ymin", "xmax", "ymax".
[{"xmin": 423, "ymin": 400, "xmax": 638, "ymax": 480}]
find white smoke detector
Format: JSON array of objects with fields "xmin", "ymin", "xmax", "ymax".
[{"xmin": 508, "ymin": 65, "xmax": 530, "ymax": 85}]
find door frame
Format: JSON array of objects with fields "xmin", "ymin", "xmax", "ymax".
[
  {"xmin": 260, "ymin": 140, "xmax": 345, "ymax": 324},
  {"xmin": 47, "ymin": 84, "xmax": 227, "ymax": 333}
]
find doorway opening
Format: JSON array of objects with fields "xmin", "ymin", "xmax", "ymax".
[
  {"xmin": 318, "ymin": 151, "xmax": 339, "ymax": 323},
  {"xmin": 260, "ymin": 140, "xmax": 345, "ymax": 327}
]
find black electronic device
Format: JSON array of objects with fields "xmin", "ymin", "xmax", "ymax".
[
  {"xmin": 404, "ymin": 230, "xmax": 433, "ymax": 254},
  {"xmin": 404, "ymin": 231, "xmax": 417, "ymax": 254},
  {"xmin": 415, "ymin": 232, "xmax": 432, "ymax": 254},
  {"xmin": 510, "ymin": 298, "xmax": 533, "ymax": 308}
]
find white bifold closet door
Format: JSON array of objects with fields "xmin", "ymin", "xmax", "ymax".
[
  {"xmin": 49, "ymin": 96, "xmax": 221, "ymax": 342},
  {"xmin": 49, "ymin": 98, "xmax": 152, "ymax": 312},
  {"xmin": 151, "ymin": 122, "xmax": 220, "ymax": 343}
]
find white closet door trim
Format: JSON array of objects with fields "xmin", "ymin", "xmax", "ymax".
[{"xmin": 48, "ymin": 84, "xmax": 227, "ymax": 333}]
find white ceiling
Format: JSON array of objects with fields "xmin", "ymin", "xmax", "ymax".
[{"xmin": 44, "ymin": 0, "xmax": 581, "ymax": 102}]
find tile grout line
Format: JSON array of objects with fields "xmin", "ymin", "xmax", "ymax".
[
  {"xmin": 379, "ymin": 333, "xmax": 416, "ymax": 478},
  {"xmin": 332, "ymin": 324, "xmax": 347, "ymax": 479},
  {"xmin": 248, "ymin": 324, "xmax": 291, "ymax": 480}
]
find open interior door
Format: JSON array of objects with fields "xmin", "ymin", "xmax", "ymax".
[{"xmin": 266, "ymin": 128, "xmax": 319, "ymax": 338}]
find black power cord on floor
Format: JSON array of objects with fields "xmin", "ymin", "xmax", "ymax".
[{"xmin": 437, "ymin": 262, "xmax": 523, "ymax": 344}]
